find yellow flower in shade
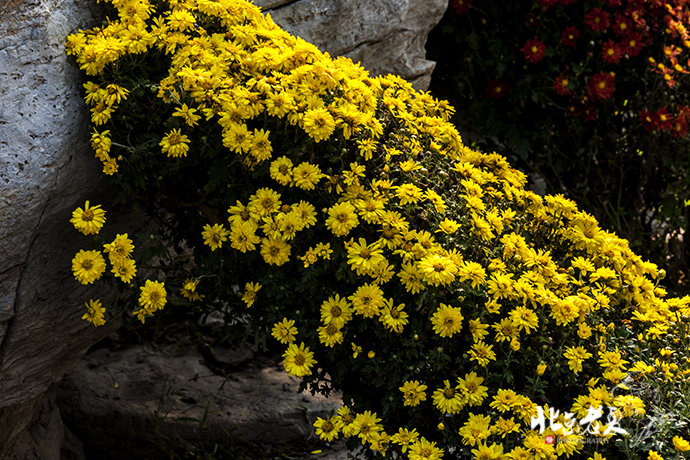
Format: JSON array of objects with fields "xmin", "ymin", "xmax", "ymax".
[
  {"xmin": 457, "ymin": 260, "xmax": 486, "ymax": 289},
  {"xmin": 647, "ymin": 451, "xmax": 664, "ymax": 460},
  {"xmin": 260, "ymin": 237, "xmax": 291, "ymax": 266},
  {"xmin": 492, "ymin": 417, "xmax": 520, "ymax": 438},
  {"xmin": 138, "ymin": 279, "xmax": 167, "ymax": 312},
  {"xmin": 398, "ymin": 262, "xmax": 425, "ymax": 294},
  {"xmin": 180, "ymin": 278, "xmax": 203, "ymax": 302},
  {"xmin": 82, "ymin": 299, "xmax": 106, "ymax": 326},
  {"xmin": 292, "ymin": 200, "xmax": 318, "ymax": 228},
  {"xmin": 391, "ymin": 427, "xmax": 419, "ymax": 453},
  {"xmin": 202, "ymin": 223, "xmax": 229, "ymax": 251},
  {"xmin": 172, "ymin": 103, "xmax": 201, "ymax": 126},
  {"xmin": 471, "ymin": 442, "xmax": 504, "ymax": 459},
  {"xmin": 380, "ymin": 300, "xmax": 408, "ymax": 333},
  {"xmin": 346, "ymin": 237, "xmax": 385, "ymax": 275},
  {"xmin": 396, "ymin": 183, "xmax": 423, "ymax": 205},
  {"xmin": 269, "ymin": 156, "xmax": 293, "ymax": 186},
  {"xmin": 673, "ymin": 436, "xmax": 690, "ymax": 451},
  {"xmin": 432, "ymin": 380, "xmax": 465, "ymax": 414},
  {"xmin": 229, "ymin": 220, "xmax": 260, "ymax": 253},
  {"xmin": 509, "ymin": 306, "xmax": 539, "ymax": 334},
  {"xmin": 459, "ymin": 371, "xmax": 489, "ymax": 407},
  {"xmin": 72, "ymin": 249, "xmax": 106, "ymax": 285},
  {"xmin": 302, "ymin": 107, "xmax": 335, "ymax": 142},
  {"xmin": 436, "ymin": 218, "xmax": 460, "ymax": 234},
  {"xmin": 537, "ymin": 363, "xmax": 547, "ymax": 375},
  {"xmin": 159, "ymin": 128, "xmax": 190, "ymax": 158},
  {"xmin": 103, "ymin": 233, "xmax": 134, "ymax": 263},
  {"xmin": 348, "ymin": 283, "xmax": 385, "ymax": 318},
  {"xmin": 325, "ymin": 201, "xmax": 359, "ymax": 237},
  {"xmin": 418, "ymin": 254, "xmax": 457, "ymax": 287},
  {"xmin": 408, "ymin": 437, "xmax": 444, "ymax": 460},
  {"xmin": 334, "ymin": 406, "xmax": 358, "ymax": 437},
  {"xmin": 399, "ymin": 380, "xmax": 428, "ymax": 407},
  {"xmin": 111, "ymin": 257, "xmax": 136, "ymax": 283},
  {"xmin": 282, "ymin": 342, "xmax": 316, "ymax": 377},
  {"xmin": 292, "ymin": 162, "xmax": 323, "ymax": 190},
  {"xmin": 271, "ymin": 317, "xmax": 297, "ymax": 344},
  {"xmin": 248, "ymin": 187, "xmax": 282, "ymax": 216},
  {"xmin": 469, "ymin": 341, "xmax": 497, "ymax": 367},
  {"xmin": 431, "ymin": 303, "xmax": 464, "ymax": 338},
  {"xmin": 320, "ymin": 294, "xmax": 353, "ymax": 328},
  {"xmin": 564, "ymin": 346, "xmax": 593, "ymax": 373},
  {"xmin": 71, "ymin": 201, "xmax": 106, "ymax": 235},
  {"xmin": 317, "ymin": 323, "xmax": 343, "ymax": 347},
  {"xmin": 241, "ymin": 281, "xmax": 261, "ymax": 307},
  {"xmin": 352, "ymin": 410, "xmax": 382, "ymax": 444},
  {"xmin": 314, "ymin": 416, "xmax": 339, "ymax": 442}
]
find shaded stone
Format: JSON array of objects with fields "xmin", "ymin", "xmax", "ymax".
[{"xmin": 57, "ymin": 345, "xmax": 342, "ymax": 459}]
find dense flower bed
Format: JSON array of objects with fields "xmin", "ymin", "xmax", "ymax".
[
  {"xmin": 67, "ymin": 0, "xmax": 690, "ymax": 458},
  {"xmin": 428, "ymin": 0, "xmax": 690, "ymax": 294}
]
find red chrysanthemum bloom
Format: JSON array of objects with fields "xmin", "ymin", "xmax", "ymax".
[
  {"xmin": 623, "ymin": 32, "xmax": 644, "ymax": 57},
  {"xmin": 522, "ymin": 37, "xmax": 546, "ymax": 63},
  {"xmin": 601, "ymin": 40, "xmax": 623, "ymax": 64},
  {"xmin": 554, "ymin": 74, "xmax": 572, "ymax": 96},
  {"xmin": 585, "ymin": 8, "xmax": 610, "ymax": 32},
  {"xmin": 525, "ymin": 13, "xmax": 540, "ymax": 28},
  {"xmin": 559, "ymin": 0, "xmax": 578, "ymax": 5},
  {"xmin": 561, "ymin": 26, "xmax": 580, "ymax": 47},
  {"xmin": 639, "ymin": 109, "xmax": 657, "ymax": 132},
  {"xmin": 605, "ymin": 0, "xmax": 622, "ymax": 6},
  {"xmin": 586, "ymin": 72, "xmax": 615, "ymax": 100},
  {"xmin": 655, "ymin": 107, "xmax": 673, "ymax": 132},
  {"xmin": 582, "ymin": 106, "xmax": 597, "ymax": 122},
  {"xmin": 486, "ymin": 79, "xmax": 509, "ymax": 99},
  {"xmin": 613, "ymin": 14, "xmax": 632, "ymax": 36},
  {"xmin": 451, "ymin": 0, "xmax": 472, "ymax": 14},
  {"xmin": 671, "ymin": 106, "xmax": 690, "ymax": 138}
]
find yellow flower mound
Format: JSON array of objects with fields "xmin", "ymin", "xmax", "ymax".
[{"xmin": 67, "ymin": 0, "xmax": 690, "ymax": 458}]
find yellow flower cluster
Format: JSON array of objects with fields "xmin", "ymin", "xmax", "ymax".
[{"xmin": 67, "ymin": 0, "xmax": 690, "ymax": 457}]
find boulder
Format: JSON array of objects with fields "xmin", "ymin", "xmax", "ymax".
[
  {"xmin": 0, "ymin": 0, "xmax": 447, "ymax": 457},
  {"xmin": 57, "ymin": 344, "xmax": 342, "ymax": 459},
  {"xmin": 255, "ymin": 0, "xmax": 448, "ymax": 90}
]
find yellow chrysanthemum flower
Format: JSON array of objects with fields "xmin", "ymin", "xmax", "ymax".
[
  {"xmin": 282, "ymin": 342, "xmax": 316, "ymax": 377},
  {"xmin": 72, "ymin": 249, "xmax": 106, "ymax": 285},
  {"xmin": 431, "ymin": 303, "xmax": 464, "ymax": 338},
  {"xmin": 71, "ymin": 201, "xmax": 106, "ymax": 235},
  {"xmin": 82, "ymin": 298, "xmax": 106, "ymax": 327}
]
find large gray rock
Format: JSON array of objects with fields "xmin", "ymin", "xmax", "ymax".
[
  {"xmin": 0, "ymin": 0, "xmax": 118, "ymax": 457},
  {"xmin": 57, "ymin": 345, "xmax": 342, "ymax": 459},
  {"xmin": 0, "ymin": 0, "xmax": 447, "ymax": 457},
  {"xmin": 255, "ymin": 0, "xmax": 448, "ymax": 90}
]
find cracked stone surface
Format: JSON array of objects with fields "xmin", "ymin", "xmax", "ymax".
[{"xmin": 254, "ymin": 0, "xmax": 448, "ymax": 90}]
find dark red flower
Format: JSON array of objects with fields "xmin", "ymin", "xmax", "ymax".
[
  {"xmin": 601, "ymin": 40, "xmax": 623, "ymax": 63},
  {"xmin": 559, "ymin": 0, "xmax": 578, "ymax": 5},
  {"xmin": 486, "ymin": 79, "xmax": 510, "ymax": 98},
  {"xmin": 581, "ymin": 106, "xmax": 597, "ymax": 122},
  {"xmin": 561, "ymin": 26, "xmax": 580, "ymax": 47},
  {"xmin": 604, "ymin": 0, "xmax": 622, "ymax": 6},
  {"xmin": 522, "ymin": 37, "xmax": 546, "ymax": 63},
  {"xmin": 585, "ymin": 8, "xmax": 610, "ymax": 32},
  {"xmin": 655, "ymin": 107, "xmax": 673, "ymax": 131},
  {"xmin": 671, "ymin": 108, "xmax": 689, "ymax": 138},
  {"xmin": 613, "ymin": 14, "xmax": 632, "ymax": 36},
  {"xmin": 622, "ymin": 32, "xmax": 644, "ymax": 57},
  {"xmin": 586, "ymin": 72, "xmax": 615, "ymax": 100},
  {"xmin": 451, "ymin": 0, "xmax": 472, "ymax": 14},
  {"xmin": 639, "ymin": 109, "xmax": 658, "ymax": 131},
  {"xmin": 554, "ymin": 74, "xmax": 572, "ymax": 96},
  {"xmin": 525, "ymin": 13, "xmax": 540, "ymax": 28}
]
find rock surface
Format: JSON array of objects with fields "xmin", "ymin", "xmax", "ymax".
[
  {"xmin": 57, "ymin": 345, "xmax": 342, "ymax": 459},
  {"xmin": 254, "ymin": 0, "xmax": 448, "ymax": 90},
  {"xmin": 0, "ymin": 0, "xmax": 447, "ymax": 457}
]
